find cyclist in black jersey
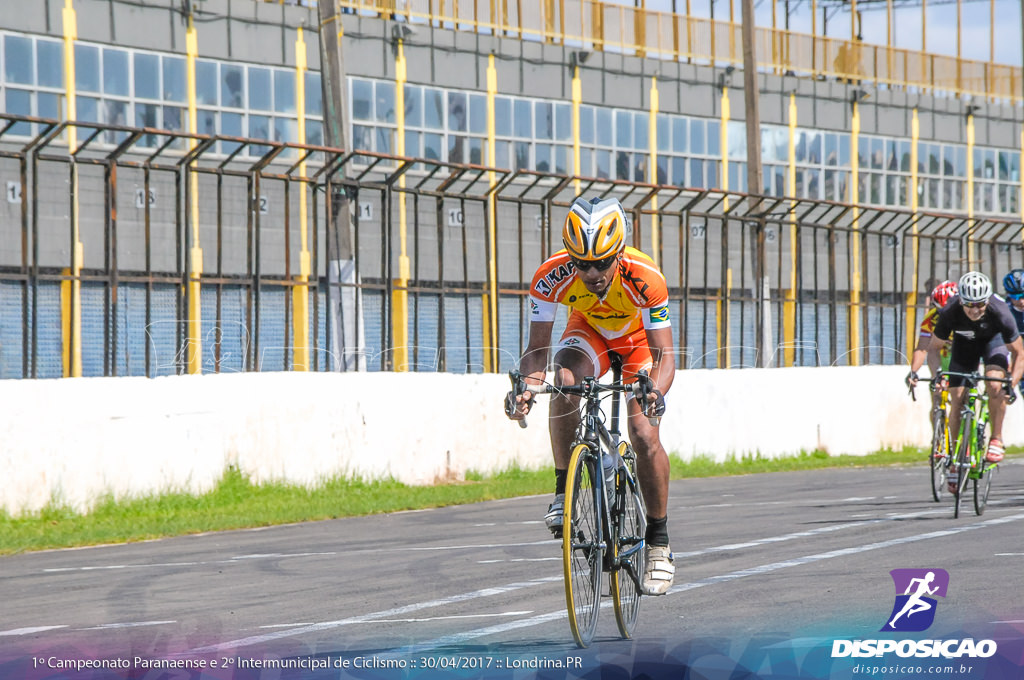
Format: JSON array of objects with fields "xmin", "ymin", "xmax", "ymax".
[{"xmin": 907, "ymin": 272, "xmax": 1023, "ymax": 488}]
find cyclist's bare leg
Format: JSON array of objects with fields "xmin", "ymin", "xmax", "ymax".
[
  {"xmin": 985, "ymin": 364, "xmax": 1009, "ymax": 444},
  {"xmin": 626, "ymin": 400, "xmax": 670, "ymax": 520},
  {"xmin": 549, "ymin": 347, "xmax": 595, "ymax": 469},
  {"xmin": 946, "ymin": 385, "xmax": 966, "ymax": 450}
]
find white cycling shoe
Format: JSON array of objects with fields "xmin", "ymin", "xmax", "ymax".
[
  {"xmin": 642, "ymin": 545, "xmax": 675, "ymax": 595},
  {"xmin": 544, "ymin": 494, "xmax": 565, "ymax": 536}
]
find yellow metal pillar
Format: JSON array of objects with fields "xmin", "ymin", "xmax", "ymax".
[
  {"xmin": 485, "ymin": 54, "xmax": 500, "ymax": 372},
  {"xmin": 572, "ymin": 64, "xmax": 581, "ymax": 194},
  {"xmin": 966, "ymin": 110, "xmax": 976, "ymax": 267},
  {"xmin": 849, "ymin": 98, "xmax": 862, "ymax": 366},
  {"xmin": 720, "ymin": 83, "xmax": 730, "ymax": 197},
  {"xmin": 61, "ymin": 0, "xmax": 83, "ymax": 378},
  {"xmin": 186, "ymin": 15, "xmax": 203, "ymax": 374},
  {"xmin": 393, "ymin": 39, "xmax": 410, "ymax": 371},
  {"xmin": 293, "ymin": 27, "xmax": 311, "ymax": 370},
  {"xmin": 784, "ymin": 93, "xmax": 798, "ymax": 367},
  {"xmin": 648, "ymin": 76, "xmax": 659, "ymax": 265},
  {"xmin": 906, "ymin": 108, "xmax": 920, "ymax": 360}
]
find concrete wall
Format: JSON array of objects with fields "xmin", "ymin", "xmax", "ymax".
[{"xmin": 6, "ymin": 365, "xmax": 1022, "ymax": 516}]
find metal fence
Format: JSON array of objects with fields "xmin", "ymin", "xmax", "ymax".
[{"xmin": 1, "ymin": 113, "xmax": 1020, "ymax": 378}]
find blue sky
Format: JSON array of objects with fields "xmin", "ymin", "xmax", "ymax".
[{"xmin": 643, "ymin": 0, "xmax": 1022, "ymax": 66}]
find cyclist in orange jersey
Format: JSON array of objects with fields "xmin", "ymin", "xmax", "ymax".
[{"xmin": 505, "ymin": 196, "xmax": 675, "ymax": 596}]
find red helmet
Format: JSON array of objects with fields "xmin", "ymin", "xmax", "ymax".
[{"xmin": 931, "ymin": 280, "xmax": 958, "ymax": 308}]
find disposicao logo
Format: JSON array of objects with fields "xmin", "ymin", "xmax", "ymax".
[
  {"xmin": 831, "ymin": 568, "xmax": 998, "ymax": 660},
  {"xmin": 881, "ymin": 568, "xmax": 948, "ymax": 632}
]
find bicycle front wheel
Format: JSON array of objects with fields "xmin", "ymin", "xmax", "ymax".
[
  {"xmin": 563, "ymin": 442, "xmax": 603, "ymax": 648},
  {"xmin": 953, "ymin": 412, "xmax": 973, "ymax": 519},
  {"xmin": 610, "ymin": 442, "xmax": 646, "ymax": 640},
  {"xmin": 929, "ymin": 408, "xmax": 949, "ymax": 503},
  {"xmin": 973, "ymin": 465, "xmax": 994, "ymax": 515}
]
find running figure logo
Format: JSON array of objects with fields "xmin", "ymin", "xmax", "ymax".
[{"xmin": 881, "ymin": 569, "xmax": 949, "ymax": 632}]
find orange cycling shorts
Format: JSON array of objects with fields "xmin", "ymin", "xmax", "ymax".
[{"xmin": 556, "ymin": 310, "xmax": 653, "ymax": 383}]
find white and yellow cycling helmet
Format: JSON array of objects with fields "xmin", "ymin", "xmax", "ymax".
[{"xmin": 562, "ymin": 197, "xmax": 628, "ymax": 262}]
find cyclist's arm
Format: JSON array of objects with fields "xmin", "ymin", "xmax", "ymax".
[
  {"xmin": 518, "ymin": 320, "xmax": 554, "ymax": 387},
  {"xmin": 908, "ymin": 331, "xmax": 930, "ymax": 375},
  {"xmin": 644, "ymin": 325, "xmax": 676, "ymax": 396},
  {"xmin": 1007, "ymin": 336, "xmax": 1024, "ymax": 388}
]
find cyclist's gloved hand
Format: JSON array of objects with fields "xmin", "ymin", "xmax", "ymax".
[
  {"xmin": 905, "ymin": 370, "xmax": 919, "ymax": 389},
  {"xmin": 644, "ymin": 389, "xmax": 666, "ymax": 419},
  {"xmin": 1004, "ymin": 383, "xmax": 1018, "ymax": 405}
]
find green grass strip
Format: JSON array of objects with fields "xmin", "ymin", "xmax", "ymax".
[{"xmin": 1, "ymin": 446, "xmax": 1019, "ymax": 555}]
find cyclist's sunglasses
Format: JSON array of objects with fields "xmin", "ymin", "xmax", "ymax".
[
  {"xmin": 571, "ymin": 255, "xmax": 618, "ymax": 272},
  {"xmin": 962, "ymin": 300, "xmax": 988, "ymax": 309},
  {"xmin": 1007, "ymin": 293, "xmax": 1024, "ymax": 301}
]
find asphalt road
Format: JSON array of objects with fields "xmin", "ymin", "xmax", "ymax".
[{"xmin": 3, "ymin": 459, "xmax": 1024, "ymax": 678}]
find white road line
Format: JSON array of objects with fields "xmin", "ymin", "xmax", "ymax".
[
  {"xmin": 0, "ymin": 626, "xmax": 68, "ymax": 636},
  {"xmin": 477, "ymin": 557, "xmax": 561, "ymax": 564},
  {"xmin": 183, "ymin": 576, "xmax": 562, "ymax": 654},
  {"xmin": 383, "ymin": 511, "xmax": 1024, "ymax": 656},
  {"xmin": 78, "ymin": 621, "xmax": 176, "ymax": 631}
]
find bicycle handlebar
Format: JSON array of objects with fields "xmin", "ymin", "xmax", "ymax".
[{"xmin": 506, "ymin": 369, "xmax": 663, "ymax": 427}]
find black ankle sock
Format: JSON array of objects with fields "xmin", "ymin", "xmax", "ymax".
[
  {"xmin": 554, "ymin": 469, "xmax": 567, "ymax": 496},
  {"xmin": 646, "ymin": 515, "xmax": 669, "ymax": 547}
]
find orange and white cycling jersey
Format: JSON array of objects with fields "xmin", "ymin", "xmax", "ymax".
[{"xmin": 528, "ymin": 246, "xmax": 671, "ymax": 338}]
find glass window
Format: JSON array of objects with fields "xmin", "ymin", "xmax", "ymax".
[
  {"xmin": 103, "ymin": 48, "xmax": 129, "ymax": 96},
  {"xmin": 404, "ymin": 129, "xmax": 420, "ymax": 156},
  {"xmin": 514, "ymin": 142, "xmax": 530, "ymax": 171},
  {"xmin": 38, "ymin": 92, "xmax": 60, "ymax": 120},
  {"xmin": 615, "ymin": 111, "xmax": 631, "ymax": 148},
  {"xmin": 275, "ymin": 117, "xmax": 298, "ymax": 144},
  {"xmin": 470, "ymin": 137, "xmax": 484, "ymax": 165},
  {"xmin": 535, "ymin": 101, "xmax": 553, "ymax": 140},
  {"xmin": 75, "ymin": 44, "xmax": 100, "ymax": 93},
  {"xmin": 424, "ymin": 132, "xmax": 442, "ymax": 160},
  {"xmin": 690, "ymin": 158, "xmax": 705, "ymax": 187},
  {"xmin": 221, "ymin": 64, "xmax": 244, "ymax": 108},
  {"xmin": 5, "ymin": 36, "xmax": 33, "ymax": 85},
  {"xmin": 78, "ymin": 96, "xmax": 100, "ymax": 123},
  {"xmin": 999, "ymin": 150, "xmax": 1011, "ymax": 181},
  {"xmin": 221, "ymin": 112, "xmax": 243, "ymax": 153},
  {"xmin": 706, "ymin": 121, "xmax": 720, "ymax": 157},
  {"xmin": 838, "ymin": 134, "xmax": 850, "ymax": 167},
  {"xmin": 163, "ymin": 105, "xmax": 186, "ymax": 132},
  {"xmin": 825, "ymin": 133, "xmax": 839, "ymax": 166},
  {"xmin": 633, "ymin": 112, "xmax": 648, "ymax": 151},
  {"xmin": 135, "ymin": 103, "xmax": 159, "ymax": 129},
  {"xmin": 555, "ymin": 103, "xmax": 571, "ymax": 142},
  {"xmin": 690, "ymin": 120, "xmax": 705, "ymax": 155},
  {"xmin": 198, "ymin": 109, "xmax": 217, "ymax": 136},
  {"xmin": 448, "ymin": 134, "xmax": 464, "ymax": 162},
  {"xmin": 403, "ymin": 85, "xmax": 422, "ymax": 127},
  {"xmin": 469, "ymin": 94, "xmax": 486, "ymax": 134},
  {"xmin": 595, "ymin": 108, "xmax": 612, "ymax": 145},
  {"xmin": 656, "ymin": 114, "xmax": 670, "ymax": 153},
  {"xmin": 424, "ymin": 88, "xmax": 444, "ymax": 129},
  {"xmin": 448, "ymin": 91, "xmax": 467, "ymax": 132},
  {"xmin": 727, "ymin": 121, "xmax": 746, "ymax": 161},
  {"xmin": 595, "ymin": 149, "xmax": 611, "ymax": 179},
  {"xmin": 249, "ymin": 114, "xmax": 270, "ymax": 141},
  {"xmin": 807, "ymin": 132, "xmax": 822, "ymax": 164},
  {"xmin": 535, "ymin": 143, "xmax": 551, "ymax": 172},
  {"xmin": 494, "ymin": 140, "xmax": 510, "ymax": 167},
  {"xmin": 616, "ymin": 151, "xmax": 631, "ymax": 180},
  {"xmin": 162, "ymin": 56, "xmax": 186, "ymax": 103},
  {"xmin": 5, "ymin": 89, "xmax": 32, "ymax": 135},
  {"xmin": 870, "ymin": 137, "xmax": 884, "ymax": 170},
  {"xmin": 193, "ymin": 60, "xmax": 217, "ymax": 106},
  {"xmin": 671, "ymin": 117, "xmax": 688, "ymax": 153},
  {"xmin": 579, "ymin": 106, "xmax": 595, "ymax": 145},
  {"xmin": 37, "ymin": 40, "xmax": 63, "ymax": 89},
  {"xmin": 899, "ymin": 141, "xmax": 911, "ymax": 172},
  {"xmin": 671, "ymin": 156, "xmax": 686, "ymax": 186},
  {"xmin": 352, "ymin": 79, "xmax": 372, "ymax": 120},
  {"xmin": 104, "ymin": 99, "xmax": 128, "ymax": 128},
  {"xmin": 374, "ymin": 80, "xmax": 394, "ymax": 124},
  {"xmin": 274, "ymin": 70, "xmax": 295, "ymax": 114},
  {"xmin": 514, "ymin": 99, "xmax": 531, "ymax": 138},
  {"xmin": 375, "ymin": 126, "xmax": 393, "ymax": 155},
  {"xmin": 248, "ymin": 67, "xmax": 271, "ymax": 111},
  {"xmin": 494, "ymin": 96, "xmax": 511, "ymax": 136},
  {"xmin": 305, "ymin": 72, "xmax": 322, "ymax": 116},
  {"xmin": 579, "ymin": 148, "xmax": 592, "ymax": 176}
]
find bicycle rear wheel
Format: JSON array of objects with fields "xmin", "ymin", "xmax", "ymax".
[
  {"xmin": 929, "ymin": 409, "xmax": 949, "ymax": 502},
  {"xmin": 563, "ymin": 442, "xmax": 602, "ymax": 648},
  {"xmin": 611, "ymin": 442, "xmax": 646, "ymax": 639},
  {"xmin": 973, "ymin": 465, "xmax": 994, "ymax": 515},
  {"xmin": 953, "ymin": 413, "xmax": 973, "ymax": 519}
]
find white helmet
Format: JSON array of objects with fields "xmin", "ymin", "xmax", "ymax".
[{"xmin": 957, "ymin": 271, "xmax": 992, "ymax": 304}]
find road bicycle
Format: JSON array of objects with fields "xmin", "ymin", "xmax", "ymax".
[
  {"xmin": 506, "ymin": 356, "xmax": 652, "ymax": 648},
  {"xmin": 910, "ymin": 377, "xmax": 953, "ymax": 502},
  {"xmin": 938, "ymin": 371, "xmax": 1012, "ymax": 518}
]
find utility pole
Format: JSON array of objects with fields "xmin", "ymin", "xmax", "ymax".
[
  {"xmin": 741, "ymin": 0, "xmax": 770, "ymax": 367},
  {"xmin": 317, "ymin": 0, "xmax": 363, "ymax": 371}
]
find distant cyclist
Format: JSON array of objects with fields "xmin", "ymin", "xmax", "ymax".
[
  {"xmin": 505, "ymin": 195, "xmax": 676, "ymax": 596},
  {"xmin": 907, "ymin": 272, "xmax": 1024, "ymax": 491},
  {"xmin": 908, "ymin": 280, "xmax": 957, "ymax": 421}
]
